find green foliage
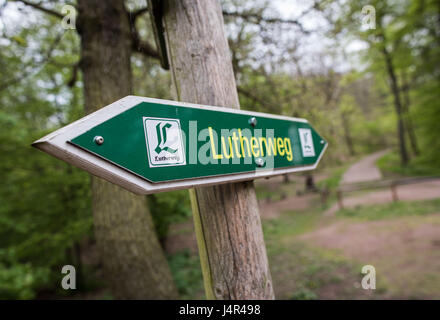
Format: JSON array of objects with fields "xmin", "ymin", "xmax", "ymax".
[
  {"xmin": 263, "ymin": 210, "xmax": 321, "ymax": 238},
  {"xmin": 149, "ymin": 190, "xmax": 192, "ymax": 242},
  {"xmin": 317, "ymin": 163, "xmax": 351, "ymax": 191},
  {"xmin": 0, "ymin": 117, "xmax": 92, "ymax": 299},
  {"xmin": 0, "ymin": 9, "xmax": 91, "ymax": 299},
  {"xmin": 0, "ymin": 122, "xmax": 92, "ymax": 298},
  {"xmin": 377, "ymin": 152, "xmax": 440, "ymax": 177},
  {"xmin": 167, "ymin": 250, "xmax": 204, "ymax": 299},
  {"xmin": 414, "ymin": 79, "xmax": 440, "ymax": 164},
  {"xmin": 327, "ymin": 0, "xmax": 440, "ymax": 168},
  {"xmin": 290, "ymin": 287, "xmax": 318, "ymax": 300},
  {"xmin": 0, "ymin": 263, "xmax": 50, "ymax": 300}
]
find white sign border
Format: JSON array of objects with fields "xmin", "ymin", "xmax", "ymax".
[{"xmin": 32, "ymin": 95, "xmax": 328, "ymax": 195}]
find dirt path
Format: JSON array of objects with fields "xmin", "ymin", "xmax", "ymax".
[
  {"xmin": 341, "ymin": 150, "xmax": 388, "ymax": 184},
  {"xmin": 300, "ymin": 214, "xmax": 440, "ymax": 299},
  {"xmin": 259, "ymin": 194, "xmax": 317, "ymax": 219},
  {"xmin": 255, "ymin": 172, "xmax": 328, "ymax": 219},
  {"xmin": 325, "ymin": 178, "xmax": 440, "ymax": 216},
  {"xmin": 326, "ymin": 150, "xmax": 440, "ymax": 216}
]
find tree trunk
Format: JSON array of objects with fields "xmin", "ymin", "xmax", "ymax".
[
  {"xmin": 401, "ymin": 73, "xmax": 420, "ymax": 156},
  {"xmin": 77, "ymin": 0, "xmax": 178, "ymax": 299},
  {"xmin": 341, "ymin": 111, "xmax": 355, "ymax": 156},
  {"xmin": 380, "ymin": 42, "xmax": 409, "ymax": 165},
  {"xmin": 305, "ymin": 174, "xmax": 316, "ymax": 192},
  {"xmin": 163, "ymin": 0, "xmax": 274, "ymax": 299}
]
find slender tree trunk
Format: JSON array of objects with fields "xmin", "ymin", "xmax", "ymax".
[
  {"xmin": 77, "ymin": 0, "xmax": 178, "ymax": 299},
  {"xmin": 380, "ymin": 43, "xmax": 409, "ymax": 165},
  {"xmin": 305, "ymin": 174, "xmax": 316, "ymax": 192},
  {"xmin": 163, "ymin": 0, "xmax": 274, "ymax": 299},
  {"xmin": 401, "ymin": 73, "xmax": 420, "ymax": 156},
  {"xmin": 341, "ymin": 111, "xmax": 355, "ymax": 156}
]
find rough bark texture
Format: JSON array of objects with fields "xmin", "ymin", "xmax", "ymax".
[
  {"xmin": 163, "ymin": 0, "xmax": 274, "ymax": 299},
  {"xmin": 380, "ymin": 40, "xmax": 409, "ymax": 165},
  {"xmin": 77, "ymin": 0, "xmax": 178, "ymax": 299},
  {"xmin": 401, "ymin": 73, "xmax": 420, "ymax": 156}
]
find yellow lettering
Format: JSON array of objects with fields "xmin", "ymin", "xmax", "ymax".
[
  {"xmin": 259, "ymin": 137, "xmax": 267, "ymax": 157},
  {"xmin": 221, "ymin": 136, "xmax": 234, "ymax": 159},
  {"xmin": 209, "ymin": 127, "xmax": 223, "ymax": 159},
  {"xmin": 284, "ymin": 138, "xmax": 292, "ymax": 161},
  {"xmin": 251, "ymin": 137, "xmax": 260, "ymax": 157},
  {"xmin": 239, "ymin": 129, "xmax": 251, "ymax": 158},
  {"xmin": 277, "ymin": 137, "xmax": 285, "ymax": 156},
  {"xmin": 266, "ymin": 137, "xmax": 277, "ymax": 156},
  {"xmin": 232, "ymin": 132, "xmax": 241, "ymax": 158}
]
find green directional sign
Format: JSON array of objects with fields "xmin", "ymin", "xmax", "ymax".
[{"xmin": 33, "ymin": 96, "xmax": 327, "ymax": 194}]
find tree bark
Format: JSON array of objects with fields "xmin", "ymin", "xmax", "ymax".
[
  {"xmin": 341, "ymin": 111, "xmax": 355, "ymax": 156},
  {"xmin": 401, "ymin": 72, "xmax": 420, "ymax": 156},
  {"xmin": 380, "ymin": 39, "xmax": 409, "ymax": 165},
  {"xmin": 305, "ymin": 174, "xmax": 317, "ymax": 192},
  {"xmin": 163, "ymin": 0, "xmax": 274, "ymax": 299},
  {"xmin": 77, "ymin": 0, "xmax": 178, "ymax": 299}
]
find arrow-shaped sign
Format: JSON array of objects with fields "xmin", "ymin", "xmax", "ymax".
[{"xmin": 33, "ymin": 96, "xmax": 327, "ymax": 194}]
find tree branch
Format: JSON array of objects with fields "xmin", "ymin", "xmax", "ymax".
[
  {"xmin": 237, "ymin": 86, "xmax": 274, "ymax": 111},
  {"xmin": 130, "ymin": 6, "xmax": 148, "ymax": 20},
  {"xmin": 12, "ymin": 0, "xmax": 63, "ymax": 19},
  {"xmin": 222, "ymin": 10, "xmax": 310, "ymax": 34},
  {"xmin": 67, "ymin": 62, "xmax": 79, "ymax": 87},
  {"xmin": 131, "ymin": 35, "xmax": 160, "ymax": 59},
  {"xmin": 0, "ymin": 31, "xmax": 64, "ymax": 92},
  {"xmin": 126, "ymin": 8, "xmax": 160, "ymax": 60}
]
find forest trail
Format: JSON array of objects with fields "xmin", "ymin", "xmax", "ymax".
[
  {"xmin": 324, "ymin": 179, "xmax": 440, "ymax": 217},
  {"xmin": 325, "ymin": 150, "xmax": 440, "ymax": 216},
  {"xmin": 299, "ymin": 213, "xmax": 440, "ymax": 299},
  {"xmin": 341, "ymin": 150, "xmax": 389, "ymax": 184},
  {"xmin": 164, "ymin": 153, "xmax": 440, "ymax": 299}
]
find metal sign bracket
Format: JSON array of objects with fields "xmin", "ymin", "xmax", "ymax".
[{"xmin": 148, "ymin": 0, "xmax": 170, "ymax": 70}]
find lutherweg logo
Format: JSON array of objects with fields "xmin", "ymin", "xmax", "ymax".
[{"xmin": 143, "ymin": 117, "xmax": 186, "ymax": 167}]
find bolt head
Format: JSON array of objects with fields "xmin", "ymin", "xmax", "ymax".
[
  {"xmin": 255, "ymin": 158, "xmax": 265, "ymax": 167},
  {"xmin": 248, "ymin": 117, "xmax": 257, "ymax": 127},
  {"xmin": 94, "ymin": 136, "xmax": 104, "ymax": 145},
  {"xmin": 320, "ymin": 140, "xmax": 325, "ymax": 144}
]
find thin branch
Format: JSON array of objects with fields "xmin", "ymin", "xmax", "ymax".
[
  {"xmin": 67, "ymin": 61, "xmax": 80, "ymax": 87},
  {"xmin": 127, "ymin": 6, "xmax": 149, "ymax": 28},
  {"xmin": 131, "ymin": 35, "xmax": 160, "ymax": 59},
  {"xmin": 222, "ymin": 10, "xmax": 309, "ymax": 34},
  {"xmin": 0, "ymin": 31, "xmax": 64, "ymax": 92},
  {"xmin": 237, "ymin": 86, "xmax": 274, "ymax": 111},
  {"xmin": 130, "ymin": 7, "xmax": 148, "ymax": 20},
  {"xmin": 12, "ymin": 0, "xmax": 63, "ymax": 19},
  {"xmin": 126, "ymin": 8, "xmax": 160, "ymax": 60}
]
